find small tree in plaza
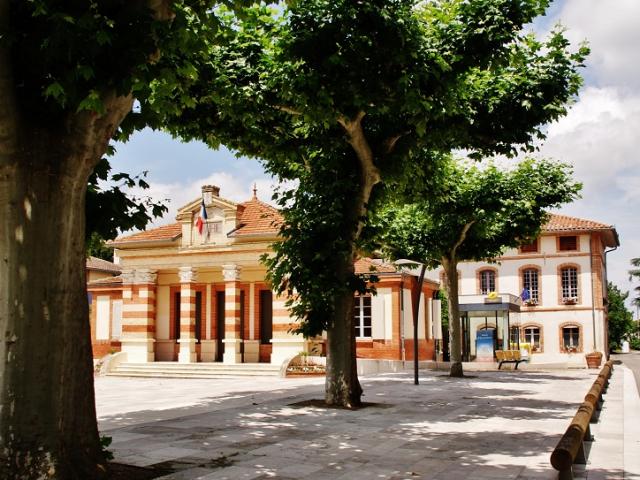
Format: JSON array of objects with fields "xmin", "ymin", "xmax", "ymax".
[
  {"xmin": 630, "ymin": 258, "xmax": 640, "ymax": 309},
  {"xmin": 173, "ymin": 0, "xmax": 590, "ymax": 406},
  {"xmin": 367, "ymin": 157, "xmax": 581, "ymax": 377}
]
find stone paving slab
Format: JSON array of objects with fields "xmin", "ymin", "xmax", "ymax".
[{"xmin": 96, "ymin": 369, "xmax": 626, "ymax": 479}]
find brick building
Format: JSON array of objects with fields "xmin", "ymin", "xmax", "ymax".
[{"xmin": 432, "ymin": 214, "xmax": 619, "ymax": 366}]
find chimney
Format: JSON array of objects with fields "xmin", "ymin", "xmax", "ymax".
[{"xmin": 201, "ymin": 185, "xmax": 220, "ymax": 205}]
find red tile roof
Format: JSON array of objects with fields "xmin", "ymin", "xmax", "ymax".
[
  {"xmin": 110, "ymin": 223, "xmax": 182, "ymax": 246},
  {"xmin": 354, "ymin": 258, "xmax": 398, "ymax": 274},
  {"xmin": 86, "ymin": 256, "xmax": 121, "ymax": 274},
  {"xmin": 230, "ymin": 197, "xmax": 282, "ymax": 237},
  {"xmin": 88, "ymin": 275, "xmax": 123, "ymax": 287},
  {"xmin": 543, "ymin": 214, "xmax": 613, "ymax": 232}
]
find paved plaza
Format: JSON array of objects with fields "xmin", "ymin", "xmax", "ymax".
[{"xmin": 96, "ymin": 366, "xmax": 639, "ymax": 479}]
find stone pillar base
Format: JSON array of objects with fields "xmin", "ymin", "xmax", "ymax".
[
  {"xmin": 222, "ymin": 339, "xmax": 243, "ymax": 364},
  {"xmin": 178, "ymin": 338, "xmax": 198, "ymax": 363},
  {"xmin": 270, "ymin": 338, "xmax": 308, "ymax": 366},
  {"xmin": 243, "ymin": 340, "xmax": 260, "ymax": 363},
  {"xmin": 120, "ymin": 338, "xmax": 155, "ymax": 363},
  {"xmin": 200, "ymin": 340, "xmax": 218, "ymax": 362}
]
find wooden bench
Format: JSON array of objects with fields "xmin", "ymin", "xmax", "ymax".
[{"xmin": 495, "ymin": 350, "xmax": 526, "ymax": 369}]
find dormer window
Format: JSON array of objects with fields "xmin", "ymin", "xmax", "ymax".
[
  {"xmin": 558, "ymin": 235, "xmax": 578, "ymax": 251},
  {"xmin": 519, "ymin": 239, "xmax": 538, "ymax": 253}
]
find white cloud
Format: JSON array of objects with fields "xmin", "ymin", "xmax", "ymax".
[
  {"xmin": 541, "ymin": 87, "xmax": 640, "ymax": 198},
  {"xmin": 553, "ymin": 0, "xmax": 640, "ymax": 90}
]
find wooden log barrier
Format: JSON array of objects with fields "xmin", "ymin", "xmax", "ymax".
[{"xmin": 551, "ymin": 361, "xmax": 614, "ymax": 479}]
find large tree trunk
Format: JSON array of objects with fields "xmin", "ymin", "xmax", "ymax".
[
  {"xmin": 325, "ymin": 277, "xmax": 362, "ymax": 407},
  {"xmin": 323, "ymin": 169, "xmax": 367, "ymax": 408},
  {"xmin": 443, "ymin": 257, "xmax": 464, "ymax": 377},
  {"xmin": 325, "ymin": 112, "xmax": 380, "ymax": 407},
  {"xmin": 0, "ymin": 145, "xmax": 107, "ymax": 478}
]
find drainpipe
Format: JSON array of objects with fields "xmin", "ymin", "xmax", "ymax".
[
  {"xmin": 603, "ymin": 243, "xmax": 619, "ymax": 356},
  {"xmin": 400, "ymin": 273, "xmax": 406, "ymax": 363},
  {"xmin": 589, "ymin": 234, "xmax": 597, "ymax": 351}
]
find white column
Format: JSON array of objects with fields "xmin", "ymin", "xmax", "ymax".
[
  {"xmin": 222, "ymin": 264, "xmax": 243, "ymax": 364},
  {"xmin": 244, "ymin": 282, "xmax": 259, "ymax": 362},
  {"xmin": 120, "ymin": 269, "xmax": 157, "ymax": 362},
  {"xmin": 178, "ymin": 266, "xmax": 198, "ymax": 363}
]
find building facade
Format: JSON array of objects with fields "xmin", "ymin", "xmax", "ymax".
[
  {"xmin": 88, "ymin": 186, "xmax": 438, "ymax": 366},
  {"xmin": 433, "ymin": 214, "xmax": 619, "ymax": 366}
]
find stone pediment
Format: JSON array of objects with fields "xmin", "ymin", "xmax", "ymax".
[{"xmin": 176, "ymin": 186, "xmax": 241, "ymax": 248}]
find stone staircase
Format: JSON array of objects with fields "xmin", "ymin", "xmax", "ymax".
[{"xmin": 107, "ymin": 361, "xmax": 283, "ymax": 379}]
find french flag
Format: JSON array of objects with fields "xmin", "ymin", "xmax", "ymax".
[{"xmin": 196, "ymin": 198, "xmax": 207, "ymax": 235}]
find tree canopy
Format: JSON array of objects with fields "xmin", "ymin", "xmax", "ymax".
[
  {"xmin": 1, "ymin": 1, "xmax": 247, "ymax": 477},
  {"xmin": 367, "ymin": 157, "xmax": 582, "ymax": 376},
  {"xmin": 86, "ymin": 157, "xmax": 168, "ymax": 260},
  {"xmin": 155, "ymin": 0, "xmax": 589, "ymax": 405}
]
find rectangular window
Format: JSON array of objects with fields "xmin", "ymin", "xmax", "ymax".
[
  {"xmin": 480, "ymin": 270, "xmax": 496, "ymax": 294},
  {"xmin": 96, "ymin": 296, "xmax": 111, "ymax": 340},
  {"xmin": 259, "ymin": 290, "xmax": 273, "ymax": 345},
  {"xmin": 195, "ymin": 291, "xmax": 202, "ymax": 342},
  {"xmin": 173, "ymin": 291, "xmax": 181, "ymax": 340},
  {"xmin": 522, "ymin": 269, "xmax": 539, "ymax": 303},
  {"xmin": 561, "ymin": 267, "xmax": 579, "ymax": 300},
  {"xmin": 354, "ymin": 296, "xmax": 372, "ymax": 338},
  {"xmin": 520, "ymin": 240, "xmax": 538, "ymax": 253},
  {"xmin": 111, "ymin": 300, "xmax": 123, "ymax": 340},
  {"xmin": 210, "ymin": 221, "xmax": 222, "ymax": 234},
  {"xmin": 559, "ymin": 236, "xmax": 578, "ymax": 251},
  {"xmin": 216, "ymin": 291, "xmax": 225, "ymax": 361},
  {"xmin": 562, "ymin": 326, "xmax": 580, "ymax": 351}
]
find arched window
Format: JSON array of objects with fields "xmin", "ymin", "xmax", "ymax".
[
  {"xmin": 509, "ymin": 326, "xmax": 521, "ymax": 348},
  {"xmin": 523, "ymin": 326, "xmax": 542, "ymax": 352},
  {"xmin": 560, "ymin": 324, "xmax": 582, "ymax": 353},
  {"xmin": 479, "ymin": 269, "xmax": 496, "ymax": 294}
]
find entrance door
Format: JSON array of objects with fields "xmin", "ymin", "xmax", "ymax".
[
  {"xmin": 259, "ymin": 290, "xmax": 273, "ymax": 362},
  {"xmin": 216, "ymin": 291, "xmax": 225, "ymax": 361}
]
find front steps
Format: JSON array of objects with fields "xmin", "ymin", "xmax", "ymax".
[{"xmin": 107, "ymin": 361, "xmax": 282, "ymax": 379}]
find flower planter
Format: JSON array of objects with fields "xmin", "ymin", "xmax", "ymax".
[{"xmin": 585, "ymin": 352, "xmax": 603, "ymax": 369}]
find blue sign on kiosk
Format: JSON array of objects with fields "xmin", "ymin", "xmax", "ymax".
[{"xmin": 476, "ymin": 329, "xmax": 495, "ymax": 362}]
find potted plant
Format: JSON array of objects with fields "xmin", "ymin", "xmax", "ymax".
[
  {"xmin": 524, "ymin": 299, "xmax": 538, "ymax": 307},
  {"xmin": 562, "ymin": 297, "xmax": 578, "ymax": 305},
  {"xmin": 585, "ymin": 351, "xmax": 603, "ymax": 369}
]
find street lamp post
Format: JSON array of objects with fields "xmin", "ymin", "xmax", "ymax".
[{"xmin": 396, "ymin": 260, "xmax": 427, "ymax": 385}]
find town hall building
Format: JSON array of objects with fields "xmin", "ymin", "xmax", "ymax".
[{"xmin": 88, "ymin": 185, "xmax": 619, "ymax": 369}]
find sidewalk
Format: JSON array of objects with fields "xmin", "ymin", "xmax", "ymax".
[
  {"xmin": 581, "ymin": 364, "xmax": 640, "ymax": 479},
  {"xmin": 96, "ymin": 367, "xmax": 635, "ymax": 479}
]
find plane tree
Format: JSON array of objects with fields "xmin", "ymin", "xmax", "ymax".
[
  {"xmin": 164, "ymin": 0, "xmax": 589, "ymax": 406},
  {"xmin": 366, "ymin": 157, "xmax": 581, "ymax": 377},
  {"xmin": 0, "ymin": 1, "xmax": 248, "ymax": 478}
]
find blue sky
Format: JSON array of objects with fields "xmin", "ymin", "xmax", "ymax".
[{"xmin": 109, "ymin": 0, "xmax": 640, "ymax": 311}]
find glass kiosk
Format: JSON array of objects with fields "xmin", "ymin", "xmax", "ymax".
[{"xmin": 457, "ymin": 294, "xmax": 521, "ymax": 362}]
